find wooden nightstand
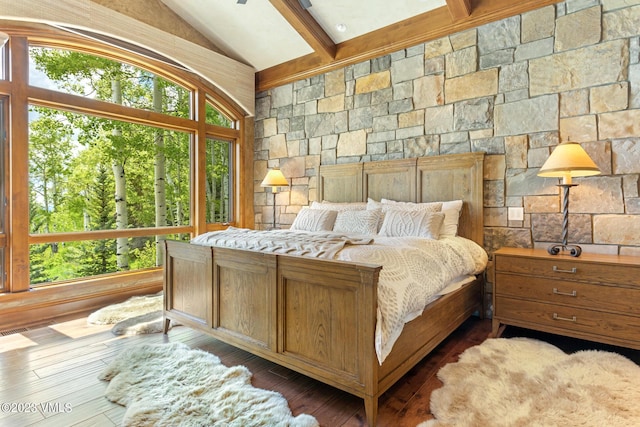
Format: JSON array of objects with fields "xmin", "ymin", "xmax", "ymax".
[{"xmin": 492, "ymin": 247, "xmax": 640, "ymax": 350}]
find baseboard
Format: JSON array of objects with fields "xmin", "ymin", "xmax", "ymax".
[{"xmin": 0, "ymin": 270, "xmax": 163, "ymax": 331}]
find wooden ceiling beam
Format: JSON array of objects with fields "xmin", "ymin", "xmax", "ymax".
[
  {"xmin": 446, "ymin": 0, "xmax": 472, "ymax": 21},
  {"xmin": 257, "ymin": 0, "xmax": 562, "ymax": 92},
  {"xmin": 269, "ymin": 0, "xmax": 336, "ymax": 61}
]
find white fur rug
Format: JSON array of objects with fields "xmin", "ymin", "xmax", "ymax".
[
  {"xmin": 87, "ymin": 293, "xmax": 174, "ymax": 335},
  {"xmin": 100, "ymin": 342, "xmax": 319, "ymax": 427},
  {"xmin": 419, "ymin": 338, "xmax": 640, "ymax": 427}
]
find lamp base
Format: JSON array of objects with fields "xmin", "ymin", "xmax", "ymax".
[{"xmin": 547, "ymin": 243, "xmax": 582, "ymax": 257}]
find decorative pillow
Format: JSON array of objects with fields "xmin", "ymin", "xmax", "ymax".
[
  {"xmin": 378, "ymin": 209, "xmax": 445, "ymax": 239},
  {"xmin": 333, "ymin": 209, "xmax": 381, "ymax": 235},
  {"xmin": 366, "ymin": 198, "xmax": 383, "ymax": 211},
  {"xmin": 439, "ymin": 200, "xmax": 463, "ymax": 238},
  {"xmin": 366, "ymin": 198, "xmax": 386, "ymax": 232},
  {"xmin": 290, "ymin": 208, "xmax": 337, "ymax": 232},
  {"xmin": 311, "ymin": 201, "xmax": 367, "ymax": 211},
  {"xmin": 380, "ymin": 198, "xmax": 443, "ymax": 213}
]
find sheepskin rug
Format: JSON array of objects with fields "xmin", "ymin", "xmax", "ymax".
[
  {"xmin": 100, "ymin": 342, "xmax": 319, "ymax": 427},
  {"xmin": 87, "ymin": 293, "xmax": 174, "ymax": 335},
  {"xmin": 419, "ymin": 337, "xmax": 640, "ymax": 427}
]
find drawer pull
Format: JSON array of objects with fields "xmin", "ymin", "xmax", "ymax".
[
  {"xmin": 552, "ymin": 288, "xmax": 577, "ymax": 297},
  {"xmin": 552, "ymin": 266, "xmax": 577, "ymax": 274},
  {"xmin": 553, "ymin": 313, "xmax": 577, "ymax": 322}
]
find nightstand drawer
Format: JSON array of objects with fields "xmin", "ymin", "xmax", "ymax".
[
  {"xmin": 495, "ymin": 255, "xmax": 640, "ymax": 287},
  {"xmin": 495, "ymin": 296, "xmax": 640, "ymax": 344},
  {"xmin": 495, "ymin": 273, "xmax": 640, "ymax": 316}
]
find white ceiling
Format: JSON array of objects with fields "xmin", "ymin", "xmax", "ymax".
[{"xmin": 160, "ymin": 0, "xmax": 446, "ymax": 71}]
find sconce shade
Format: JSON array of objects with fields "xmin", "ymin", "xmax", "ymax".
[
  {"xmin": 537, "ymin": 142, "xmax": 601, "ymax": 184},
  {"xmin": 261, "ymin": 168, "xmax": 288, "ymax": 188}
]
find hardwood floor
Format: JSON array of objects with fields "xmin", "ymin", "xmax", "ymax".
[
  {"xmin": 0, "ymin": 314, "xmax": 489, "ymax": 427},
  {"xmin": 1, "ymin": 314, "xmax": 636, "ymax": 426}
]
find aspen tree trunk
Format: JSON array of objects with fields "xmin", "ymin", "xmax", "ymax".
[
  {"xmin": 42, "ymin": 170, "xmax": 50, "ymax": 234},
  {"xmin": 222, "ymin": 162, "xmax": 228, "ymax": 221},
  {"xmin": 153, "ymin": 77, "xmax": 167, "ymax": 266},
  {"xmin": 82, "ymin": 189, "xmax": 90, "ymax": 231},
  {"xmin": 176, "ymin": 199, "xmax": 182, "ymax": 225},
  {"xmin": 210, "ymin": 146, "xmax": 217, "ymax": 222},
  {"xmin": 205, "ymin": 174, "xmax": 212, "ymax": 222},
  {"xmin": 112, "ymin": 79, "xmax": 129, "ymax": 270}
]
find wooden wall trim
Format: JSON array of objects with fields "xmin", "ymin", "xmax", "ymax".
[
  {"xmin": 256, "ymin": 0, "xmax": 562, "ymax": 92},
  {"xmin": 446, "ymin": 0, "xmax": 472, "ymax": 21}
]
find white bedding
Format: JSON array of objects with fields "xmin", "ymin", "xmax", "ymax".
[
  {"xmin": 191, "ymin": 229, "xmax": 488, "ymax": 364},
  {"xmin": 191, "ymin": 227, "xmax": 372, "ymax": 259}
]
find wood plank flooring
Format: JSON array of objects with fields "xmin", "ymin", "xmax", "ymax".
[{"xmin": 1, "ymin": 315, "xmax": 637, "ymax": 427}]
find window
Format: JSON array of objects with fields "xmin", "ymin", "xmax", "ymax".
[
  {"xmin": 29, "ymin": 108, "xmax": 192, "ymax": 233},
  {"xmin": 206, "ymin": 101, "xmax": 234, "ymax": 128},
  {"xmin": 28, "ymin": 108, "xmax": 193, "ymax": 284},
  {"xmin": 30, "ymin": 47, "xmax": 191, "ymax": 118},
  {"xmin": 0, "ymin": 30, "xmax": 244, "ymax": 292},
  {"xmin": 205, "ymin": 138, "xmax": 232, "ymax": 224}
]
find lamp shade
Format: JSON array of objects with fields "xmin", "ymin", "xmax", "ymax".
[
  {"xmin": 261, "ymin": 168, "xmax": 288, "ymax": 188},
  {"xmin": 538, "ymin": 142, "xmax": 601, "ymax": 185}
]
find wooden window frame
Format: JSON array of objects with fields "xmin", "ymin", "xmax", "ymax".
[{"xmin": 0, "ymin": 27, "xmax": 247, "ymax": 295}]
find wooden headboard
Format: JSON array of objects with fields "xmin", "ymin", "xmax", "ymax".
[{"xmin": 318, "ymin": 152, "xmax": 485, "ymax": 246}]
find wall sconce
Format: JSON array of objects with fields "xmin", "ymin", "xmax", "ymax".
[
  {"xmin": 537, "ymin": 141, "xmax": 601, "ymax": 257},
  {"xmin": 260, "ymin": 168, "xmax": 288, "ymax": 229}
]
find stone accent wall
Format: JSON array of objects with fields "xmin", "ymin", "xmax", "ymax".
[{"xmin": 254, "ymin": 0, "xmax": 640, "ymax": 259}]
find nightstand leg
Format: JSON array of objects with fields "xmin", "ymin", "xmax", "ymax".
[{"xmin": 491, "ymin": 320, "xmax": 505, "ymax": 338}]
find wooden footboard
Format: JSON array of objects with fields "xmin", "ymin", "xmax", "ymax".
[
  {"xmin": 164, "ymin": 240, "xmax": 482, "ymax": 426},
  {"xmin": 163, "ymin": 240, "xmax": 385, "ymax": 421}
]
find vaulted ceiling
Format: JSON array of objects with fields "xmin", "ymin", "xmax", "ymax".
[{"xmin": 92, "ymin": 0, "xmax": 560, "ymax": 92}]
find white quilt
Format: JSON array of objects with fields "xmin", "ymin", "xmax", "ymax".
[
  {"xmin": 191, "ymin": 229, "xmax": 487, "ymax": 364},
  {"xmin": 334, "ymin": 235, "xmax": 487, "ymax": 363}
]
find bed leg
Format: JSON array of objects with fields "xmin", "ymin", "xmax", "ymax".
[
  {"xmin": 163, "ymin": 317, "xmax": 171, "ymax": 334},
  {"xmin": 364, "ymin": 395, "xmax": 378, "ymax": 427}
]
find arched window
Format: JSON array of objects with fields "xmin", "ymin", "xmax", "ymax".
[{"xmin": 0, "ymin": 25, "xmax": 246, "ymax": 293}]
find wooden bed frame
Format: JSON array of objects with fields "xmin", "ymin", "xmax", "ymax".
[{"xmin": 163, "ymin": 152, "xmax": 485, "ymax": 426}]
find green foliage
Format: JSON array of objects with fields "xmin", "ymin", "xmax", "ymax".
[
  {"xmin": 205, "ymin": 138, "xmax": 231, "ymax": 223},
  {"xmin": 205, "ymin": 102, "xmax": 233, "ymax": 127},
  {"xmin": 31, "ymin": 47, "xmax": 190, "ymax": 118},
  {"xmin": 129, "ymin": 240, "xmax": 157, "ymax": 270},
  {"xmin": 27, "ymin": 47, "xmax": 206, "ymax": 285}
]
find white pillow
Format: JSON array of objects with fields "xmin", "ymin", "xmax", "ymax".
[
  {"xmin": 380, "ymin": 198, "xmax": 443, "ymax": 212},
  {"xmin": 366, "ymin": 198, "xmax": 383, "ymax": 210},
  {"xmin": 333, "ymin": 209, "xmax": 381, "ymax": 235},
  {"xmin": 366, "ymin": 199, "xmax": 385, "ymax": 232},
  {"xmin": 290, "ymin": 208, "xmax": 337, "ymax": 232},
  {"xmin": 440, "ymin": 200, "xmax": 463, "ymax": 238},
  {"xmin": 378, "ymin": 209, "xmax": 445, "ymax": 239},
  {"xmin": 311, "ymin": 201, "xmax": 367, "ymax": 211}
]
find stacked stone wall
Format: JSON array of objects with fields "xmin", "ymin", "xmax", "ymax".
[{"xmin": 254, "ymin": 0, "xmax": 640, "ymax": 258}]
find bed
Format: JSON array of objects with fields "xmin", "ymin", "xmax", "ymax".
[{"xmin": 163, "ymin": 152, "xmax": 486, "ymax": 426}]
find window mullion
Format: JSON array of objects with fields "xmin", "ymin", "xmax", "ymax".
[{"xmin": 9, "ymin": 36, "xmax": 30, "ymax": 293}]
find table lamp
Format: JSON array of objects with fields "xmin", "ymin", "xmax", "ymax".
[{"xmin": 537, "ymin": 141, "xmax": 600, "ymax": 257}]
